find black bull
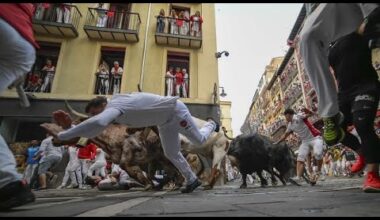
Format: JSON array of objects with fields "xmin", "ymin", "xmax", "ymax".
[{"xmin": 226, "ymin": 133, "xmax": 295, "ymax": 188}]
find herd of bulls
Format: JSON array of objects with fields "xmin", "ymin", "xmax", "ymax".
[{"xmin": 41, "ymin": 101, "xmax": 300, "ymax": 191}]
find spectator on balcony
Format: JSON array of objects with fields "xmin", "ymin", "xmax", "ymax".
[
  {"xmin": 165, "ymin": 66, "xmax": 175, "ymax": 96},
  {"xmin": 183, "ymin": 68, "xmax": 189, "ymax": 98},
  {"xmin": 33, "ymin": 3, "xmax": 50, "ymax": 20},
  {"xmin": 178, "ymin": 11, "xmax": 189, "ymax": 36},
  {"xmin": 156, "ymin": 9, "xmax": 165, "ymax": 33},
  {"xmin": 177, "ymin": 11, "xmax": 186, "ymax": 36},
  {"xmin": 56, "ymin": 3, "xmax": 71, "ymax": 24},
  {"xmin": 25, "ymin": 72, "xmax": 42, "ymax": 92},
  {"xmin": 106, "ymin": 6, "xmax": 115, "ymax": 29},
  {"xmin": 96, "ymin": 63, "xmax": 110, "ymax": 95},
  {"xmin": 190, "ymin": 11, "xmax": 203, "ymax": 37},
  {"xmin": 169, "ymin": 9, "xmax": 178, "ymax": 35},
  {"xmin": 174, "ymin": 67, "xmax": 184, "ymax": 97},
  {"xmin": 96, "ymin": 3, "xmax": 108, "ymax": 28},
  {"xmin": 40, "ymin": 59, "xmax": 55, "ymax": 93},
  {"xmin": 111, "ymin": 61, "xmax": 123, "ymax": 94},
  {"xmin": 184, "ymin": 10, "xmax": 190, "ymax": 36}
]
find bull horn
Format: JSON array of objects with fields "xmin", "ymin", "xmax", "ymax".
[
  {"xmin": 141, "ymin": 127, "xmax": 151, "ymax": 139},
  {"xmin": 64, "ymin": 100, "xmax": 89, "ymax": 119},
  {"xmin": 222, "ymin": 126, "xmax": 233, "ymax": 140}
]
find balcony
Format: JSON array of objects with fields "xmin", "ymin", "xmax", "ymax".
[
  {"xmin": 32, "ymin": 4, "xmax": 82, "ymax": 37},
  {"xmin": 155, "ymin": 16, "xmax": 202, "ymax": 49},
  {"xmin": 83, "ymin": 8, "xmax": 141, "ymax": 42},
  {"xmin": 280, "ymin": 68, "xmax": 298, "ymax": 91}
]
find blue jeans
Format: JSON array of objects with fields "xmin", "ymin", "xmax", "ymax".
[{"xmin": 157, "ymin": 20, "xmax": 165, "ymax": 33}]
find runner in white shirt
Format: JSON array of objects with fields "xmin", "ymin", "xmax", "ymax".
[
  {"xmin": 57, "ymin": 145, "xmax": 83, "ymax": 189},
  {"xmin": 41, "ymin": 92, "xmax": 220, "ymax": 193},
  {"xmin": 275, "ymin": 108, "xmax": 324, "ymax": 185},
  {"xmin": 87, "ymin": 148, "xmax": 107, "ymax": 179}
]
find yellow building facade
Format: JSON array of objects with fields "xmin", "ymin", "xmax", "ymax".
[
  {"xmin": 220, "ymin": 100, "xmax": 233, "ymax": 137},
  {"xmin": 0, "ymin": 3, "xmax": 222, "ymax": 142}
]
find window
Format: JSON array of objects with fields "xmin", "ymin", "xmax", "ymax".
[
  {"xmin": 24, "ymin": 41, "xmax": 61, "ymax": 93},
  {"xmin": 95, "ymin": 47, "xmax": 126, "ymax": 95},
  {"xmin": 15, "ymin": 120, "xmax": 50, "ymax": 142},
  {"xmin": 167, "ymin": 5, "xmax": 191, "ymax": 36},
  {"xmin": 165, "ymin": 51, "xmax": 190, "ymax": 98},
  {"xmin": 107, "ymin": 3, "xmax": 132, "ymax": 29}
]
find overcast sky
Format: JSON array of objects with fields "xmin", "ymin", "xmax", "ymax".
[{"xmin": 215, "ymin": 3, "xmax": 303, "ymax": 136}]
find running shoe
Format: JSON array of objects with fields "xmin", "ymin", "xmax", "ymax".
[{"xmin": 322, "ymin": 112, "xmax": 345, "ymax": 146}]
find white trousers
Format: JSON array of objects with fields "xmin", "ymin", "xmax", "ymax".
[
  {"xmin": 96, "ymin": 15, "xmax": 108, "ymax": 27},
  {"xmin": 61, "ymin": 160, "xmax": 82, "ymax": 186},
  {"xmin": 79, "ymin": 159, "xmax": 91, "ymax": 183},
  {"xmin": 166, "ymin": 78, "xmax": 174, "ymax": 96},
  {"xmin": 87, "ymin": 160, "xmax": 106, "ymax": 178},
  {"xmin": 158, "ymin": 100, "xmax": 216, "ymax": 184},
  {"xmin": 297, "ymin": 136, "xmax": 324, "ymax": 162},
  {"xmin": 56, "ymin": 7, "xmax": 71, "ymax": 23},
  {"xmin": 40, "ymin": 73, "xmax": 54, "ymax": 93},
  {"xmin": 23, "ymin": 164, "xmax": 38, "ymax": 184},
  {"xmin": 299, "ymin": 3, "xmax": 379, "ymax": 117},
  {"xmin": 0, "ymin": 19, "xmax": 36, "ymax": 188}
]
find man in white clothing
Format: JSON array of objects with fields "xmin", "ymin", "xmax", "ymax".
[
  {"xmin": 34, "ymin": 135, "xmax": 63, "ymax": 190},
  {"xmin": 41, "ymin": 92, "xmax": 220, "ymax": 193},
  {"xmin": 275, "ymin": 108, "xmax": 324, "ymax": 185}
]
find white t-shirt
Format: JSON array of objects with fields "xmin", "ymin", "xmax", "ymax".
[
  {"xmin": 111, "ymin": 67, "xmax": 123, "ymax": 76},
  {"xmin": 68, "ymin": 146, "xmax": 79, "ymax": 162},
  {"xmin": 286, "ymin": 113, "xmax": 317, "ymax": 142},
  {"xmin": 95, "ymin": 148, "xmax": 106, "ymax": 162},
  {"xmin": 111, "ymin": 164, "xmax": 130, "ymax": 183},
  {"xmin": 39, "ymin": 136, "xmax": 63, "ymax": 163}
]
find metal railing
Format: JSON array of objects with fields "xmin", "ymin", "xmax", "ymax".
[
  {"xmin": 85, "ymin": 8, "xmax": 141, "ymax": 32},
  {"xmin": 33, "ymin": 3, "xmax": 82, "ymax": 30},
  {"xmin": 94, "ymin": 73, "xmax": 122, "ymax": 95},
  {"xmin": 155, "ymin": 16, "xmax": 202, "ymax": 38}
]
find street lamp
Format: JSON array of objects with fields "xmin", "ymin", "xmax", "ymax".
[
  {"xmin": 219, "ymin": 86, "xmax": 227, "ymax": 97},
  {"xmin": 215, "ymin": 51, "xmax": 229, "ymax": 58}
]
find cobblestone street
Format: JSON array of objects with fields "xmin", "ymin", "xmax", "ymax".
[{"xmin": 1, "ymin": 176, "xmax": 379, "ymax": 217}]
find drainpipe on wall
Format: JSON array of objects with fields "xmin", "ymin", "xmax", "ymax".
[{"xmin": 139, "ymin": 3, "xmax": 152, "ymax": 91}]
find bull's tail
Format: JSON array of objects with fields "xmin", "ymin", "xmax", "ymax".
[{"xmin": 222, "ymin": 126, "xmax": 234, "ymax": 140}]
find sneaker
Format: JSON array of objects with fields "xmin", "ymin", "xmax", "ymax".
[
  {"xmin": 319, "ymin": 175, "xmax": 326, "ymax": 182},
  {"xmin": 0, "ymin": 180, "xmax": 36, "ymax": 210},
  {"xmin": 363, "ymin": 172, "xmax": 380, "ymax": 193},
  {"xmin": 56, "ymin": 185, "xmax": 66, "ymax": 190},
  {"xmin": 310, "ymin": 172, "xmax": 321, "ymax": 186},
  {"xmin": 181, "ymin": 179, "xmax": 202, "ymax": 193},
  {"xmin": 322, "ymin": 112, "xmax": 345, "ymax": 146},
  {"xmin": 289, "ymin": 176, "xmax": 304, "ymax": 186},
  {"xmin": 66, "ymin": 183, "xmax": 79, "ymax": 189},
  {"xmin": 206, "ymin": 117, "xmax": 220, "ymax": 132},
  {"xmin": 351, "ymin": 154, "xmax": 366, "ymax": 173}
]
